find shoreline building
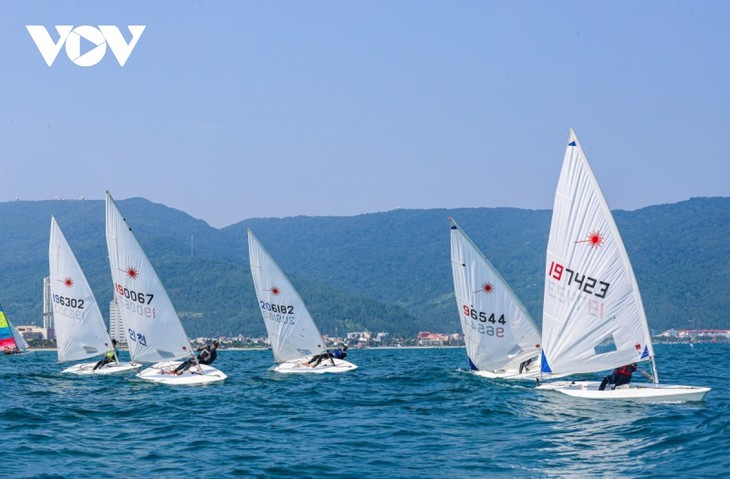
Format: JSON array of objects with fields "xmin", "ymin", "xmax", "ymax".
[
  {"xmin": 109, "ymin": 300, "xmax": 127, "ymax": 347},
  {"xmin": 41, "ymin": 276, "xmax": 55, "ymax": 340}
]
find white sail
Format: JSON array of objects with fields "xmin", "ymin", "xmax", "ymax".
[
  {"xmin": 248, "ymin": 229, "xmax": 327, "ymax": 363},
  {"xmin": 50, "ymin": 217, "xmax": 113, "ymax": 363},
  {"xmin": 541, "ymin": 130, "xmax": 654, "ymax": 376},
  {"xmin": 105, "ymin": 192, "xmax": 194, "ymax": 363},
  {"xmin": 450, "ymin": 218, "xmax": 541, "ymax": 372},
  {"xmin": 6, "ymin": 316, "xmax": 29, "ymax": 352}
]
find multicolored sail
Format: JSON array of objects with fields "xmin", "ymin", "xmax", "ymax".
[
  {"xmin": 0, "ymin": 306, "xmax": 28, "ymax": 353},
  {"xmin": 248, "ymin": 229, "xmax": 327, "ymax": 363},
  {"xmin": 541, "ymin": 130, "xmax": 655, "ymax": 376},
  {"xmin": 450, "ymin": 217, "xmax": 541, "ymax": 372}
]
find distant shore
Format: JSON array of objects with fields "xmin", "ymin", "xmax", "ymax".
[{"xmin": 29, "ymin": 345, "xmax": 467, "ymax": 352}]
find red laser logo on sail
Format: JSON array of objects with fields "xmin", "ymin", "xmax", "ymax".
[
  {"xmin": 267, "ymin": 286, "xmax": 281, "ymax": 296},
  {"xmin": 126, "ymin": 267, "xmax": 139, "ymax": 279},
  {"xmin": 576, "ymin": 230, "xmax": 604, "ymax": 248},
  {"xmin": 63, "ymin": 277, "xmax": 74, "ymax": 288},
  {"xmin": 475, "ymin": 282, "xmax": 494, "ymax": 294}
]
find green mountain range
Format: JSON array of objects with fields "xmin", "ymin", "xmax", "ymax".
[{"xmin": 1, "ymin": 197, "xmax": 728, "ymax": 337}]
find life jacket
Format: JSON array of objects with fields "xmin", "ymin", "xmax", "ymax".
[
  {"xmin": 332, "ymin": 349, "xmax": 346, "ymax": 359},
  {"xmin": 614, "ymin": 365, "xmax": 634, "ymax": 377},
  {"xmin": 197, "ymin": 347, "xmax": 217, "ymax": 364},
  {"xmin": 106, "ymin": 348, "xmax": 118, "ymax": 360}
]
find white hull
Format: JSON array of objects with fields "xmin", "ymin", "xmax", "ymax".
[
  {"xmin": 136, "ymin": 361, "xmax": 227, "ymax": 385},
  {"xmin": 62, "ymin": 361, "xmax": 141, "ymax": 376},
  {"xmin": 473, "ymin": 370, "xmax": 535, "ymax": 380},
  {"xmin": 537, "ymin": 380, "xmax": 710, "ymax": 402},
  {"xmin": 274, "ymin": 358, "xmax": 357, "ymax": 374},
  {"xmin": 471, "ymin": 354, "xmax": 570, "ymax": 380},
  {"xmin": 473, "ymin": 369, "xmax": 568, "ymax": 381}
]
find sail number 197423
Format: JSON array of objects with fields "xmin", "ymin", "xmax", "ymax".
[{"xmin": 548, "ymin": 261, "xmax": 610, "ymax": 298}]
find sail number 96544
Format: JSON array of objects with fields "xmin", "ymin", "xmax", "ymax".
[
  {"xmin": 463, "ymin": 305, "xmax": 506, "ymax": 324},
  {"xmin": 462, "ymin": 305, "xmax": 506, "ymax": 337}
]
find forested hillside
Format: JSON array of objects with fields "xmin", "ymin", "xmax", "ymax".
[{"xmin": 1, "ymin": 197, "xmax": 727, "ymax": 336}]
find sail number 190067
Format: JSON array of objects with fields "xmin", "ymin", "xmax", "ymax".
[
  {"xmin": 115, "ymin": 283, "xmax": 156, "ymax": 319},
  {"xmin": 115, "ymin": 284, "xmax": 154, "ymax": 304}
]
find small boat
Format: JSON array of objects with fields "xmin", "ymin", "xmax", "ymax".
[
  {"xmin": 248, "ymin": 229, "xmax": 357, "ymax": 374},
  {"xmin": 105, "ymin": 192, "xmax": 226, "ymax": 385},
  {"xmin": 449, "ymin": 217, "xmax": 542, "ymax": 379},
  {"xmin": 0, "ymin": 306, "xmax": 29, "ymax": 355},
  {"xmin": 50, "ymin": 217, "xmax": 140, "ymax": 375},
  {"xmin": 537, "ymin": 130, "xmax": 709, "ymax": 401}
]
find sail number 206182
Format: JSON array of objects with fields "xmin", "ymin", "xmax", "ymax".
[{"xmin": 260, "ymin": 301, "xmax": 296, "ymax": 325}]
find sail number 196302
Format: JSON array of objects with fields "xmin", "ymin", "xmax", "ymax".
[{"xmin": 52, "ymin": 294, "xmax": 85, "ymax": 320}]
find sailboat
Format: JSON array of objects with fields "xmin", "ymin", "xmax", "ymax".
[
  {"xmin": 105, "ymin": 192, "xmax": 226, "ymax": 385},
  {"xmin": 449, "ymin": 217, "xmax": 543, "ymax": 379},
  {"xmin": 248, "ymin": 229, "xmax": 357, "ymax": 374},
  {"xmin": 536, "ymin": 130, "xmax": 709, "ymax": 401},
  {"xmin": 0, "ymin": 306, "xmax": 29, "ymax": 355},
  {"xmin": 50, "ymin": 216, "xmax": 141, "ymax": 375}
]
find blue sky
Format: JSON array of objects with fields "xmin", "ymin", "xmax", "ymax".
[{"xmin": 1, "ymin": 1, "xmax": 728, "ymax": 227}]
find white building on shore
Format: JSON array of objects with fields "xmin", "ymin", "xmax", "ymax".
[{"xmin": 109, "ymin": 301, "xmax": 127, "ymax": 347}]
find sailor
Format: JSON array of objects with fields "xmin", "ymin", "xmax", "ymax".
[
  {"xmin": 306, "ymin": 344, "xmax": 348, "ymax": 368},
  {"xmin": 93, "ymin": 339, "xmax": 119, "ymax": 370},
  {"xmin": 599, "ymin": 363, "xmax": 652, "ymax": 390},
  {"xmin": 171, "ymin": 340, "xmax": 219, "ymax": 375},
  {"xmin": 519, "ymin": 345, "xmax": 540, "ymax": 374}
]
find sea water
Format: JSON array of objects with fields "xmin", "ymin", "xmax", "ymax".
[{"xmin": 1, "ymin": 344, "xmax": 727, "ymax": 478}]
